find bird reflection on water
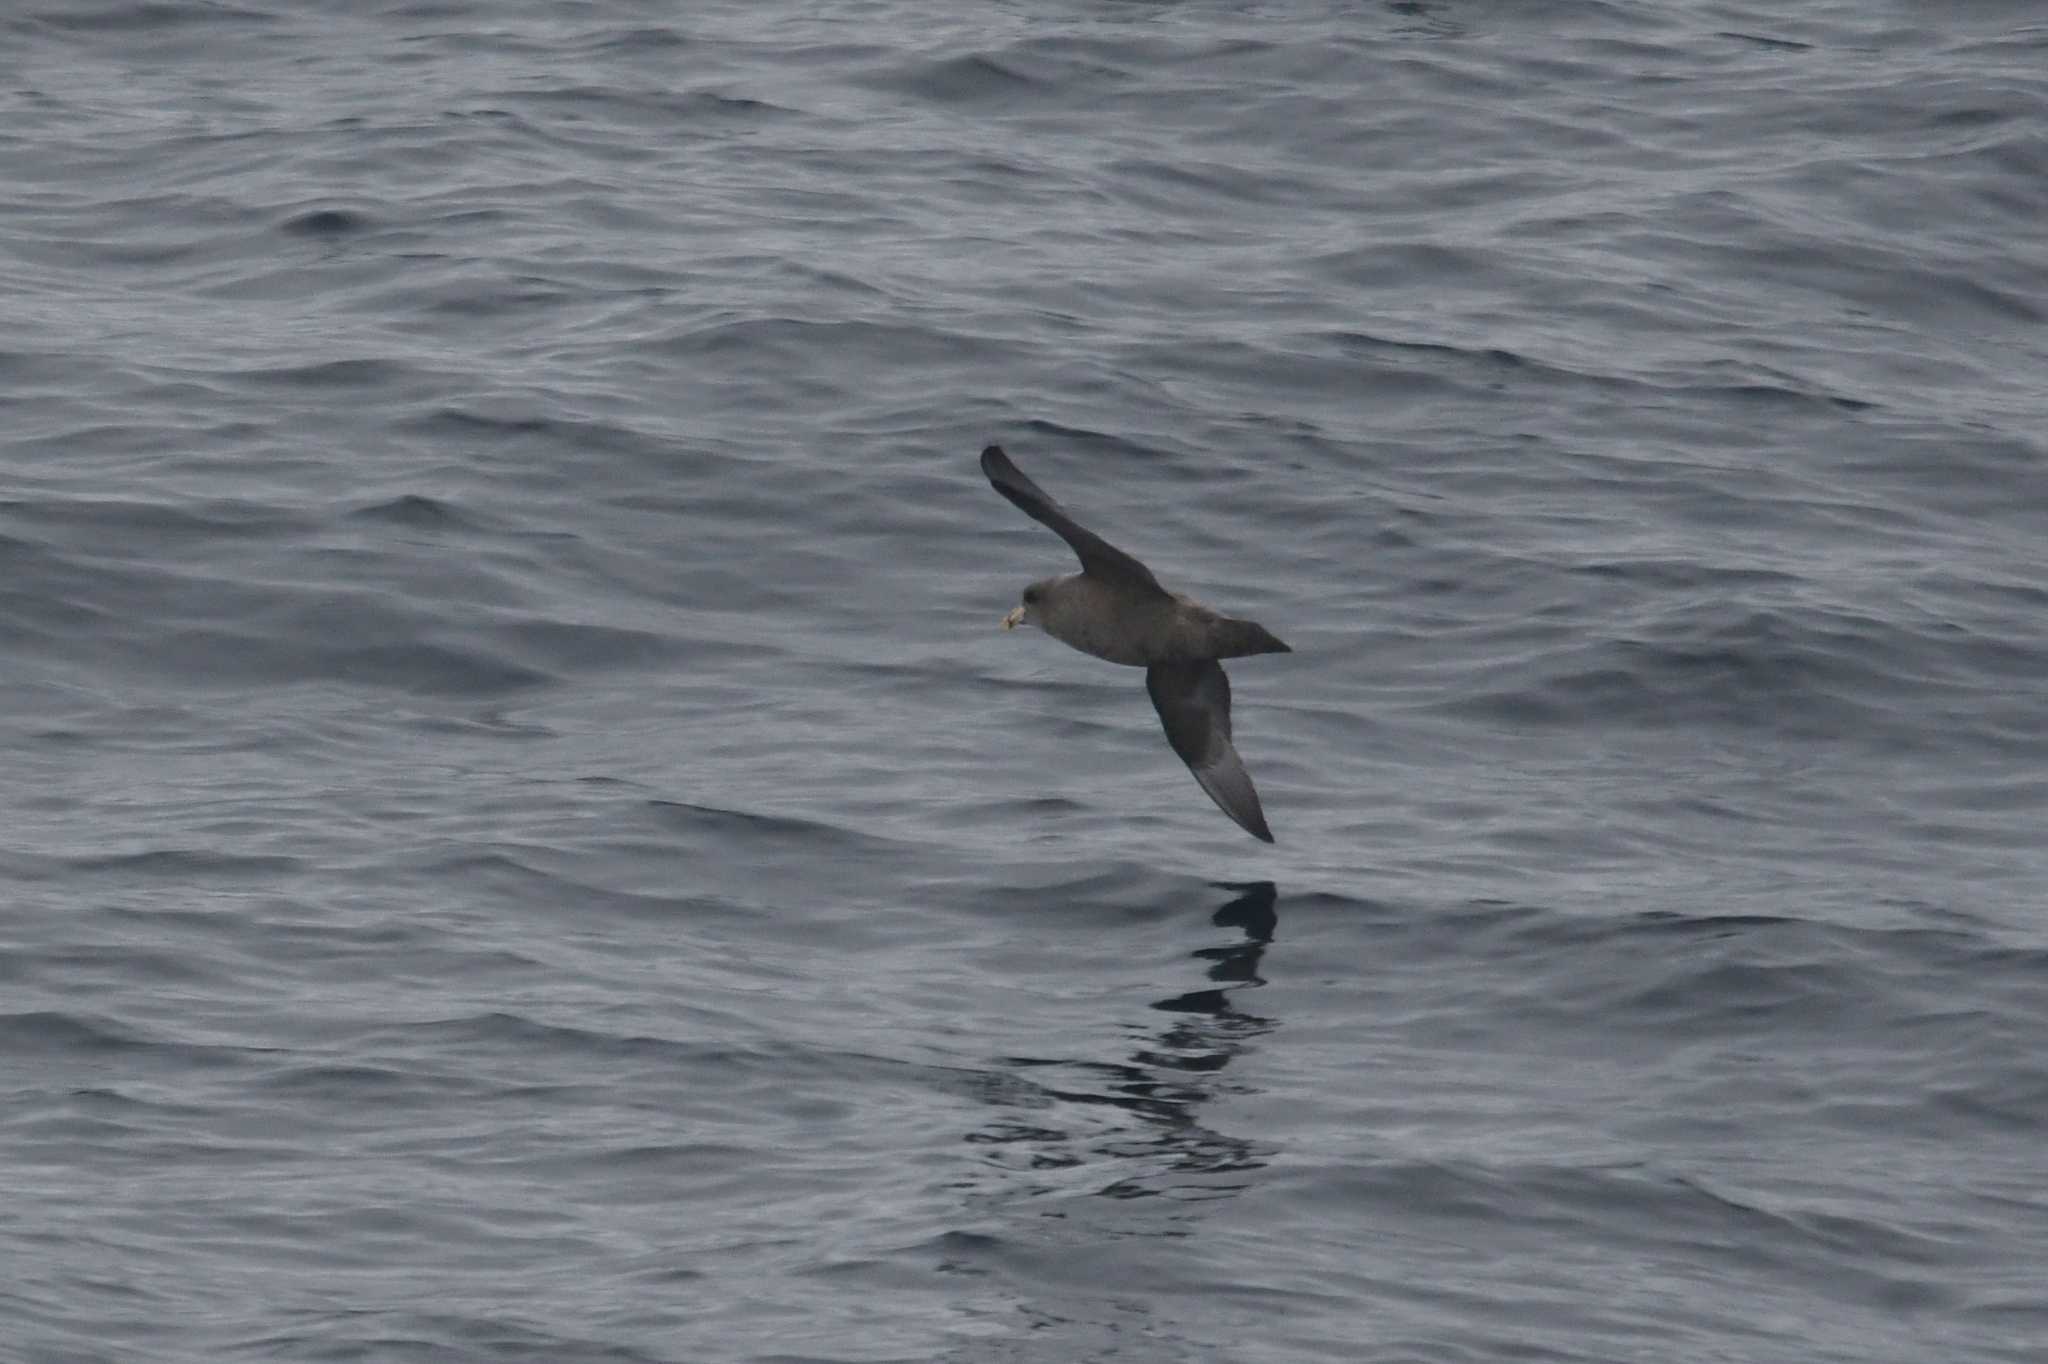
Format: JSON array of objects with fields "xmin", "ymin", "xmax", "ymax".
[{"xmin": 964, "ymin": 882, "xmax": 1280, "ymax": 1202}]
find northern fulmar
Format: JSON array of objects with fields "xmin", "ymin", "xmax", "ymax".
[{"xmin": 981, "ymin": 443, "xmax": 1289, "ymax": 842}]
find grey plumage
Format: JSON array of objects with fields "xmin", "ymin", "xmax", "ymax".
[
  {"xmin": 981, "ymin": 444, "xmax": 1288, "ymax": 843},
  {"xmin": 1146, "ymin": 659, "xmax": 1273, "ymax": 843}
]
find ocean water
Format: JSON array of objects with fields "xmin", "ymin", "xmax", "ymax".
[{"xmin": 2, "ymin": 1, "xmax": 2045, "ymax": 1360}]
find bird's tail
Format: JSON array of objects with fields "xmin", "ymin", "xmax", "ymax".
[{"xmin": 1211, "ymin": 618, "xmax": 1291, "ymax": 659}]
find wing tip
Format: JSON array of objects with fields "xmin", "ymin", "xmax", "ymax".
[
  {"xmin": 1208, "ymin": 793, "xmax": 1276, "ymax": 843},
  {"xmin": 1208, "ymin": 766, "xmax": 1277, "ymax": 843}
]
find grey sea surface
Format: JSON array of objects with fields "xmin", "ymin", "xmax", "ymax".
[{"xmin": 4, "ymin": 2, "xmax": 2046, "ymax": 1361}]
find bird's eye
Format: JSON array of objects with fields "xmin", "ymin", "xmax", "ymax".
[{"xmin": 1023, "ymin": 587, "xmax": 1040, "ymax": 605}]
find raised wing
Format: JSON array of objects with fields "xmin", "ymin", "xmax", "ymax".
[
  {"xmin": 1145, "ymin": 659, "xmax": 1275, "ymax": 843},
  {"xmin": 981, "ymin": 445, "xmax": 1164, "ymax": 594}
]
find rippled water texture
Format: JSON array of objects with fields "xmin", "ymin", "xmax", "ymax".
[{"xmin": 3, "ymin": 2, "xmax": 2045, "ymax": 1361}]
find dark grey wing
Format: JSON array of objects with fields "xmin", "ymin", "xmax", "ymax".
[
  {"xmin": 1145, "ymin": 660, "xmax": 1275, "ymax": 843},
  {"xmin": 981, "ymin": 445, "xmax": 1164, "ymax": 593}
]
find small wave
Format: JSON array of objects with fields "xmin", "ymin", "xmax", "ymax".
[
  {"xmin": 852, "ymin": 52, "xmax": 1045, "ymax": 106},
  {"xmin": 1437, "ymin": 601, "xmax": 2038, "ymax": 742},
  {"xmin": 0, "ymin": 1010, "xmax": 147, "ymax": 1054},
  {"xmin": 276, "ymin": 206, "xmax": 375, "ymax": 239},
  {"xmin": 347, "ymin": 493, "xmax": 474, "ymax": 529},
  {"xmin": 61, "ymin": 848, "xmax": 306, "ymax": 880},
  {"xmin": 231, "ymin": 358, "xmax": 409, "ymax": 390}
]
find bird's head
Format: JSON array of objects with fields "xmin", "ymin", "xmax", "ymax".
[{"xmin": 1001, "ymin": 579, "xmax": 1056, "ymax": 631}]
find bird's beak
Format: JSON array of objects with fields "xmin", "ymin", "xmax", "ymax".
[{"xmin": 1002, "ymin": 605, "xmax": 1025, "ymax": 630}]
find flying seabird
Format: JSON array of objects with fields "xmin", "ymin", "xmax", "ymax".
[{"xmin": 981, "ymin": 443, "xmax": 1289, "ymax": 842}]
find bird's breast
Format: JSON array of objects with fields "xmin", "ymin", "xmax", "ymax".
[{"xmin": 1040, "ymin": 581, "xmax": 1186, "ymax": 666}]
